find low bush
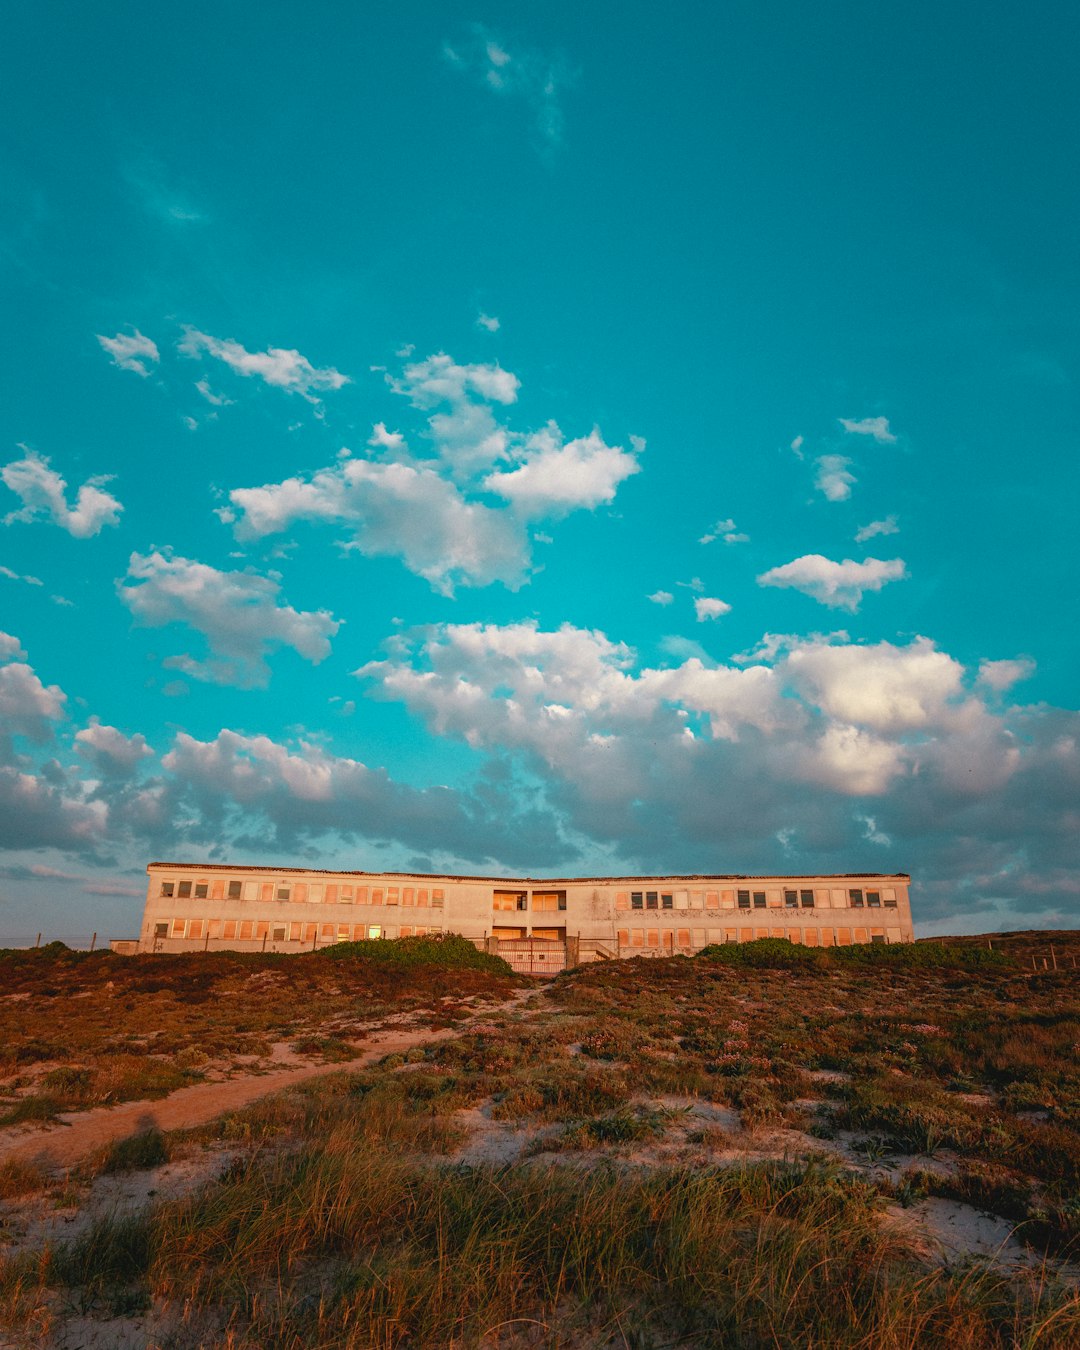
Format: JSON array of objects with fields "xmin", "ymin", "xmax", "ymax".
[
  {"xmin": 318, "ymin": 932, "xmax": 513, "ymax": 976},
  {"xmin": 697, "ymin": 937, "xmax": 825, "ymax": 970},
  {"xmin": 101, "ymin": 1128, "xmax": 170, "ymax": 1174}
]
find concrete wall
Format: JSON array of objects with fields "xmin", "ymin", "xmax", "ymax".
[{"xmin": 135, "ymin": 864, "xmax": 914, "ymax": 957}]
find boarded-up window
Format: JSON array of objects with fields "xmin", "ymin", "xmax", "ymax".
[
  {"xmin": 676, "ymin": 928, "xmax": 691, "ymax": 947},
  {"xmin": 208, "ymin": 920, "xmax": 222, "ymax": 938},
  {"xmin": 386, "ymin": 888, "xmax": 399, "ymax": 905},
  {"xmin": 831, "ymin": 888, "xmax": 846, "ymax": 905},
  {"xmin": 238, "ymin": 920, "xmax": 254, "ymax": 940},
  {"xmin": 211, "ymin": 881, "xmax": 224, "ymax": 900},
  {"xmin": 260, "ymin": 883, "xmax": 273, "ymax": 903},
  {"xmin": 724, "ymin": 929, "xmax": 737, "ymax": 943},
  {"xmin": 403, "ymin": 888, "xmax": 414, "ymax": 906},
  {"xmin": 289, "ymin": 922, "xmax": 303, "ymax": 941},
  {"xmin": 432, "ymin": 889, "xmax": 444, "ymax": 906},
  {"xmin": 767, "ymin": 889, "xmax": 782, "ymax": 907},
  {"xmin": 353, "ymin": 925, "xmax": 366, "ymax": 940},
  {"xmin": 400, "ymin": 925, "xmax": 413, "ymax": 937},
  {"xmin": 340, "ymin": 886, "xmax": 353, "ymax": 903},
  {"xmin": 663, "ymin": 930, "xmax": 675, "ymax": 947},
  {"xmin": 836, "ymin": 928, "xmax": 850, "ymax": 946},
  {"xmin": 721, "ymin": 890, "xmax": 735, "ymax": 908},
  {"xmin": 755, "ymin": 927, "xmax": 770, "ymax": 940},
  {"xmin": 188, "ymin": 920, "xmax": 204, "ymax": 940},
  {"xmin": 615, "ymin": 891, "xmax": 628, "ymax": 910},
  {"xmin": 171, "ymin": 918, "xmax": 185, "ymax": 937},
  {"xmin": 325, "ymin": 885, "xmax": 338, "ymax": 904},
  {"xmin": 372, "ymin": 888, "xmax": 384, "ymax": 904},
  {"xmin": 337, "ymin": 924, "xmax": 350, "ymax": 941},
  {"xmin": 706, "ymin": 891, "xmax": 719, "ymax": 909},
  {"xmin": 415, "ymin": 927, "xmax": 428, "ymax": 937},
  {"xmin": 294, "ymin": 883, "xmax": 307, "ymax": 904},
  {"xmin": 617, "ymin": 928, "xmax": 630, "ymax": 947},
  {"xmin": 308, "ymin": 885, "xmax": 322, "ymax": 903},
  {"xmin": 304, "ymin": 923, "xmax": 317, "ymax": 941},
  {"xmin": 853, "ymin": 928, "xmax": 868, "ymax": 944},
  {"xmin": 223, "ymin": 921, "xmax": 237, "ymax": 940},
  {"xmin": 887, "ymin": 927, "xmax": 902, "ymax": 944},
  {"xmin": 256, "ymin": 922, "xmax": 269, "ymax": 940},
  {"xmin": 321, "ymin": 923, "xmax": 335, "ymax": 939},
  {"xmin": 244, "ymin": 881, "xmax": 258, "ymax": 901},
  {"xmin": 647, "ymin": 929, "xmax": 660, "ymax": 947},
  {"xmin": 804, "ymin": 929, "xmax": 819, "ymax": 947},
  {"xmin": 417, "ymin": 889, "xmax": 429, "ymax": 907},
  {"xmin": 816, "ymin": 889, "xmax": 830, "ymax": 906},
  {"xmin": 771, "ymin": 927, "xmax": 785, "ymax": 939},
  {"xmin": 787, "ymin": 928, "xmax": 802, "ymax": 943},
  {"xmin": 692, "ymin": 928, "xmax": 706, "ymax": 947},
  {"xmin": 631, "ymin": 928, "xmax": 645, "ymax": 947},
  {"xmin": 819, "ymin": 928, "xmax": 833, "ymax": 946}
]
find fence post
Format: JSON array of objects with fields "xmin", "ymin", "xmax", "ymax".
[
  {"xmin": 35, "ymin": 933, "xmax": 41, "ymax": 948},
  {"xmin": 89, "ymin": 932, "xmax": 96, "ymax": 952},
  {"xmin": 1050, "ymin": 944, "xmax": 1058, "ymax": 971}
]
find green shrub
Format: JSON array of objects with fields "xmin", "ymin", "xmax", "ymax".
[
  {"xmin": 832, "ymin": 941, "xmax": 1010, "ymax": 970},
  {"xmin": 102, "ymin": 1128, "xmax": 170, "ymax": 1174},
  {"xmin": 318, "ymin": 932, "xmax": 513, "ymax": 976},
  {"xmin": 697, "ymin": 938, "xmax": 825, "ymax": 970}
]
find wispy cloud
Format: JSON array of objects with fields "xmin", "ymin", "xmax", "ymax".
[
  {"xmin": 443, "ymin": 26, "xmax": 573, "ymax": 150},
  {"xmin": 476, "ymin": 312, "xmax": 501, "ymax": 332},
  {"xmin": 977, "ymin": 657, "xmax": 1036, "ymax": 692},
  {"xmin": 647, "ymin": 590, "xmax": 674, "ymax": 606},
  {"xmin": 2, "ymin": 449, "xmax": 122, "ymax": 538},
  {"xmin": 814, "ymin": 454, "xmax": 856, "ymax": 501},
  {"xmin": 757, "ymin": 554, "xmax": 906, "ymax": 611},
  {"xmin": 855, "ymin": 515, "xmax": 899, "ymax": 543},
  {"xmin": 179, "ymin": 328, "xmax": 349, "ymax": 402},
  {"xmin": 694, "ymin": 596, "xmax": 732, "ymax": 621},
  {"xmin": 699, "ymin": 517, "xmax": 749, "ymax": 544},
  {"xmin": 97, "ymin": 329, "xmax": 160, "ymax": 377},
  {"xmin": 839, "ymin": 415, "xmax": 897, "ymax": 444}
]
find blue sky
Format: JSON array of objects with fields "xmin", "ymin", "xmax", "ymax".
[{"xmin": 1, "ymin": 1, "xmax": 1077, "ymax": 943}]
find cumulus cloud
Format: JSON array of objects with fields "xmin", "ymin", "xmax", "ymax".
[
  {"xmin": 96, "ymin": 329, "xmax": 160, "ymax": 377},
  {"xmin": 484, "ymin": 425, "xmax": 640, "ymax": 517},
  {"xmin": 118, "ymin": 550, "xmax": 341, "ymax": 687},
  {"xmin": 757, "ymin": 554, "xmax": 907, "ymax": 611},
  {"xmin": 75, "ymin": 718, "xmax": 153, "ymax": 776},
  {"xmin": 647, "ymin": 590, "xmax": 674, "ymax": 606},
  {"xmin": 0, "ymin": 660, "xmax": 66, "ymax": 754},
  {"xmin": 814, "ymin": 454, "xmax": 856, "ymax": 502},
  {"xmin": 839, "ymin": 416, "xmax": 897, "ymax": 444},
  {"xmin": 178, "ymin": 328, "xmax": 349, "ymax": 401},
  {"xmin": 477, "ymin": 313, "xmax": 500, "ymax": 332},
  {"xmin": 353, "ymin": 620, "xmax": 1080, "ymax": 924},
  {"xmin": 0, "ymin": 633, "xmax": 25, "ymax": 660},
  {"xmin": 694, "ymin": 597, "xmax": 732, "ymax": 621},
  {"xmin": 978, "ymin": 657, "xmax": 1036, "ymax": 692},
  {"xmin": 2, "ymin": 450, "xmax": 122, "ymax": 537},
  {"xmin": 227, "ymin": 350, "xmax": 640, "ymax": 593},
  {"xmin": 855, "ymin": 515, "xmax": 899, "ymax": 543},
  {"xmin": 443, "ymin": 26, "xmax": 572, "ymax": 149}
]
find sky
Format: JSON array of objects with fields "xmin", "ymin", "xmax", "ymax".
[{"xmin": 1, "ymin": 1, "xmax": 1078, "ymax": 944}]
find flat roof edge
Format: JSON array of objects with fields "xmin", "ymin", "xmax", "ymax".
[{"xmin": 146, "ymin": 861, "xmax": 910, "ymax": 883}]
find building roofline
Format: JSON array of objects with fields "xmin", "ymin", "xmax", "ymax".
[{"xmin": 146, "ymin": 861, "xmax": 910, "ymax": 884}]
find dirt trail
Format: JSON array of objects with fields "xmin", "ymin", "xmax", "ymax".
[{"xmin": 1, "ymin": 988, "xmax": 538, "ymax": 1172}]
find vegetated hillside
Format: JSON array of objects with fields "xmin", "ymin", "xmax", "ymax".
[
  {"xmin": 0, "ymin": 936, "xmax": 517, "ymax": 1120},
  {"xmin": 0, "ymin": 935, "xmax": 1078, "ymax": 1348}
]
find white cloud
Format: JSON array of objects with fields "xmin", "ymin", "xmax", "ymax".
[
  {"xmin": 647, "ymin": 590, "xmax": 674, "ymax": 606},
  {"xmin": 477, "ymin": 313, "xmax": 501, "ymax": 332},
  {"xmin": 194, "ymin": 378, "xmax": 233, "ymax": 407},
  {"xmin": 694, "ymin": 597, "xmax": 732, "ymax": 621},
  {"xmin": 0, "ymin": 632, "xmax": 25, "ymax": 660},
  {"xmin": 790, "ymin": 434, "xmax": 805, "ymax": 458},
  {"xmin": 0, "ymin": 565, "xmax": 43, "ymax": 587},
  {"xmin": 978, "ymin": 657, "xmax": 1036, "ymax": 692},
  {"xmin": 859, "ymin": 814, "xmax": 893, "ymax": 847},
  {"xmin": 75, "ymin": 718, "xmax": 152, "ymax": 775},
  {"xmin": 757, "ymin": 554, "xmax": 906, "ymax": 611},
  {"xmin": 855, "ymin": 515, "xmax": 899, "ymax": 543},
  {"xmin": 96, "ymin": 329, "xmax": 159, "ymax": 377},
  {"xmin": 0, "ymin": 660, "xmax": 66, "ymax": 746},
  {"xmin": 814, "ymin": 454, "xmax": 856, "ymax": 502},
  {"xmin": 2, "ymin": 450, "xmax": 123, "ymax": 537},
  {"xmin": 444, "ymin": 26, "xmax": 571, "ymax": 148},
  {"xmin": 118, "ymin": 550, "xmax": 340, "ymax": 688},
  {"xmin": 368, "ymin": 423, "xmax": 406, "ymax": 452},
  {"xmin": 230, "ymin": 460, "xmax": 529, "ymax": 594},
  {"xmin": 484, "ymin": 425, "xmax": 640, "ymax": 517},
  {"xmin": 699, "ymin": 517, "xmax": 749, "ymax": 545},
  {"xmin": 178, "ymin": 328, "xmax": 349, "ymax": 400},
  {"xmin": 228, "ymin": 350, "xmax": 640, "ymax": 592},
  {"xmin": 839, "ymin": 416, "xmax": 897, "ymax": 444}
]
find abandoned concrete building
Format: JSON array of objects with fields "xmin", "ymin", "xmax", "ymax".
[{"xmin": 130, "ymin": 863, "xmax": 914, "ymax": 971}]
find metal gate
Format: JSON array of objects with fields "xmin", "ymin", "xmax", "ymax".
[{"xmin": 496, "ymin": 937, "xmax": 567, "ymax": 975}]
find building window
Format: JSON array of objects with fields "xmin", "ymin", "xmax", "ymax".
[
  {"xmin": 661, "ymin": 894, "xmax": 673, "ymax": 909},
  {"xmin": 160, "ymin": 882, "xmax": 174, "ymax": 897},
  {"xmin": 753, "ymin": 892, "xmax": 767, "ymax": 908},
  {"xmin": 871, "ymin": 934, "xmax": 886, "ymax": 944},
  {"xmin": 272, "ymin": 925, "xmax": 287, "ymax": 941},
  {"xmin": 403, "ymin": 888, "xmax": 414, "ymax": 906},
  {"xmin": 227, "ymin": 880, "xmax": 242, "ymax": 899},
  {"xmin": 194, "ymin": 883, "xmax": 208, "ymax": 899},
  {"xmin": 800, "ymin": 889, "xmax": 815, "ymax": 908},
  {"xmin": 369, "ymin": 925, "xmax": 382, "ymax": 939},
  {"xmin": 432, "ymin": 889, "xmax": 444, "ymax": 907},
  {"xmin": 532, "ymin": 893, "xmax": 562, "ymax": 912},
  {"xmin": 867, "ymin": 891, "xmax": 881, "ymax": 907},
  {"xmin": 386, "ymin": 888, "xmax": 399, "ymax": 905},
  {"xmin": 646, "ymin": 891, "xmax": 658, "ymax": 909},
  {"xmin": 178, "ymin": 880, "xmax": 192, "ymax": 898},
  {"xmin": 849, "ymin": 889, "xmax": 864, "ymax": 907},
  {"xmin": 276, "ymin": 887, "xmax": 290, "ymax": 901},
  {"xmin": 784, "ymin": 889, "xmax": 798, "ymax": 908},
  {"xmin": 417, "ymin": 889, "xmax": 429, "ymax": 906},
  {"xmin": 737, "ymin": 890, "xmax": 751, "ymax": 909},
  {"xmin": 631, "ymin": 892, "xmax": 644, "ymax": 909},
  {"xmin": 154, "ymin": 922, "xmax": 168, "ymax": 937},
  {"xmin": 884, "ymin": 893, "xmax": 898, "ymax": 908}
]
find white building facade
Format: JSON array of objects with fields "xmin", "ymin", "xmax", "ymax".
[{"xmin": 133, "ymin": 863, "xmax": 914, "ymax": 962}]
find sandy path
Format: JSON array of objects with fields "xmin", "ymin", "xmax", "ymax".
[{"xmin": 0, "ymin": 989, "xmax": 538, "ymax": 1171}]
